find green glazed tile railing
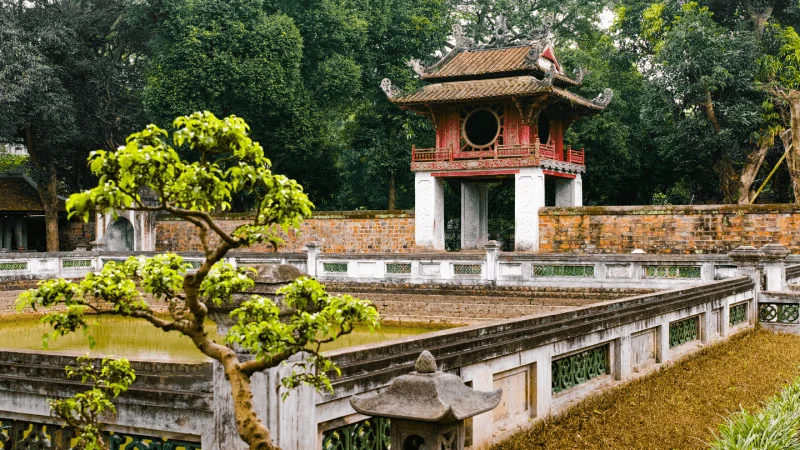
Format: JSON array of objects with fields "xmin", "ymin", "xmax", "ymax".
[
  {"xmin": 533, "ymin": 265, "xmax": 595, "ymax": 277},
  {"xmin": 759, "ymin": 303, "xmax": 800, "ymax": 324},
  {"xmin": 729, "ymin": 302, "xmax": 748, "ymax": 326},
  {"xmin": 323, "ymin": 262, "xmax": 348, "ymax": 273},
  {"xmin": 322, "ymin": 417, "xmax": 390, "ymax": 450},
  {"xmin": 551, "ymin": 344, "xmax": 609, "ymax": 394},
  {"xmin": 644, "ymin": 265, "xmax": 701, "ymax": 279},
  {"xmin": 385, "ymin": 263, "xmax": 411, "ymax": 274},
  {"xmin": 669, "ymin": 316, "xmax": 699, "ymax": 348},
  {"xmin": 0, "ymin": 261, "xmax": 27, "ymax": 271},
  {"xmin": 62, "ymin": 259, "xmax": 93, "ymax": 269},
  {"xmin": 0, "ymin": 417, "xmax": 201, "ymax": 450},
  {"xmin": 454, "ymin": 264, "xmax": 482, "ymax": 275}
]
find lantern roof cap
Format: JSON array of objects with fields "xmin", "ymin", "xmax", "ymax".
[{"xmin": 349, "ymin": 351, "xmax": 502, "ymax": 423}]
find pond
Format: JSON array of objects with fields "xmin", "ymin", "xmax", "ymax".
[{"xmin": 0, "ymin": 315, "xmax": 451, "ymax": 362}]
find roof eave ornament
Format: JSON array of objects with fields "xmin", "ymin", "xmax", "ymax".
[
  {"xmin": 380, "ymin": 78, "xmax": 402, "ymax": 99},
  {"xmin": 592, "ymin": 88, "xmax": 614, "ymax": 108},
  {"xmin": 452, "ymin": 24, "xmax": 474, "ymax": 50},
  {"xmin": 542, "ymin": 65, "xmax": 556, "ymax": 86},
  {"xmin": 407, "ymin": 58, "xmax": 427, "ymax": 77},
  {"xmin": 573, "ymin": 67, "xmax": 588, "ymax": 85}
]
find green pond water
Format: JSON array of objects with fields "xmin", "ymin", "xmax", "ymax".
[{"xmin": 0, "ymin": 316, "xmax": 449, "ymax": 362}]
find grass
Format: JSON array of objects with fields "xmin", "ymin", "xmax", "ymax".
[
  {"xmin": 711, "ymin": 377, "xmax": 800, "ymax": 449},
  {"xmin": 493, "ymin": 329, "xmax": 800, "ymax": 450}
]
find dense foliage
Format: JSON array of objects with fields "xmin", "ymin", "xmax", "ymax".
[{"xmin": 3, "ymin": 0, "xmax": 800, "ymax": 221}]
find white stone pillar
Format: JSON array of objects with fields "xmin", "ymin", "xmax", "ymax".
[
  {"xmin": 514, "ymin": 167, "xmax": 545, "ymax": 252},
  {"xmin": 461, "ymin": 182, "xmax": 488, "ymax": 250},
  {"xmin": 761, "ymin": 243, "xmax": 789, "ymax": 292},
  {"xmin": 484, "ymin": 240, "xmax": 500, "ymax": 282},
  {"xmin": 554, "ymin": 174, "xmax": 582, "ymax": 207},
  {"xmin": 415, "ymin": 171, "xmax": 445, "ymax": 251},
  {"xmin": 304, "ymin": 241, "xmax": 320, "ymax": 277}
]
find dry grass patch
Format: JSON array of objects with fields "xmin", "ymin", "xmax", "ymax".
[{"xmin": 494, "ymin": 329, "xmax": 800, "ymax": 450}]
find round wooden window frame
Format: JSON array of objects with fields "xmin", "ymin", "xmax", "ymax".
[{"xmin": 461, "ymin": 107, "xmax": 501, "ymax": 149}]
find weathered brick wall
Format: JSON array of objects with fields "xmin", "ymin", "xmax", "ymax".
[
  {"xmin": 156, "ymin": 210, "xmax": 416, "ymax": 253},
  {"xmin": 539, "ymin": 204, "xmax": 800, "ymax": 254},
  {"xmin": 58, "ymin": 220, "xmax": 95, "ymax": 251}
]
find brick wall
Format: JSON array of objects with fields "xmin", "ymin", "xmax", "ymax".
[
  {"xmin": 156, "ymin": 210, "xmax": 416, "ymax": 253},
  {"xmin": 58, "ymin": 220, "xmax": 95, "ymax": 251},
  {"xmin": 539, "ymin": 204, "xmax": 800, "ymax": 254}
]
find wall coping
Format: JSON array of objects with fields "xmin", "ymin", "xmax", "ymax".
[
  {"xmin": 540, "ymin": 203, "xmax": 800, "ymax": 216},
  {"xmin": 156, "ymin": 209, "xmax": 414, "ymax": 222},
  {"xmin": 321, "ymin": 276, "xmax": 754, "ymax": 401}
]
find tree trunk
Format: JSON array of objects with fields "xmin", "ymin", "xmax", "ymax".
[
  {"xmin": 703, "ymin": 90, "xmax": 740, "ymax": 202},
  {"xmin": 25, "ymin": 127, "xmax": 60, "ymax": 251},
  {"xmin": 225, "ymin": 364, "xmax": 280, "ymax": 450},
  {"xmin": 387, "ymin": 172, "xmax": 396, "ymax": 210},
  {"xmin": 713, "ymin": 156, "xmax": 738, "ymax": 204},
  {"xmin": 39, "ymin": 168, "xmax": 60, "ymax": 252},
  {"xmin": 738, "ymin": 139, "xmax": 772, "ymax": 204},
  {"xmin": 785, "ymin": 90, "xmax": 800, "ymax": 202},
  {"xmin": 703, "ymin": 91, "xmax": 722, "ymax": 134}
]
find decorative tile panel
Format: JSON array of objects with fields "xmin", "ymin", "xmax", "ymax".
[
  {"xmin": 551, "ymin": 345, "xmax": 609, "ymax": 394},
  {"xmin": 0, "ymin": 262, "xmax": 27, "ymax": 271},
  {"xmin": 533, "ymin": 265, "xmax": 594, "ymax": 277},
  {"xmin": 759, "ymin": 303, "xmax": 800, "ymax": 324},
  {"xmin": 644, "ymin": 266, "xmax": 701, "ymax": 279},
  {"xmin": 454, "ymin": 264, "xmax": 482, "ymax": 275},
  {"xmin": 0, "ymin": 417, "xmax": 201, "ymax": 450},
  {"xmin": 322, "ymin": 417, "xmax": 390, "ymax": 450},
  {"xmin": 322, "ymin": 263, "xmax": 348, "ymax": 273},
  {"xmin": 62, "ymin": 259, "xmax": 93, "ymax": 269},
  {"xmin": 669, "ymin": 316, "xmax": 699, "ymax": 348},
  {"xmin": 385, "ymin": 263, "xmax": 411, "ymax": 274},
  {"xmin": 729, "ymin": 302, "xmax": 748, "ymax": 326}
]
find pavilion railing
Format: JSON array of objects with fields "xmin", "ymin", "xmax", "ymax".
[
  {"xmin": 567, "ymin": 145, "xmax": 585, "ymax": 165},
  {"xmin": 411, "ymin": 142, "xmax": 585, "ymax": 165}
]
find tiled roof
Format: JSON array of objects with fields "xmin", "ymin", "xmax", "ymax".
[
  {"xmin": 421, "ymin": 45, "xmax": 578, "ymax": 86},
  {"xmin": 391, "ymin": 76, "xmax": 602, "ymax": 110},
  {"xmin": 0, "ymin": 176, "xmax": 64, "ymax": 212}
]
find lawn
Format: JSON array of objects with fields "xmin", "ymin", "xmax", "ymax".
[{"xmin": 494, "ymin": 328, "xmax": 800, "ymax": 450}]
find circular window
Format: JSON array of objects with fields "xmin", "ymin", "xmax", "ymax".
[{"xmin": 462, "ymin": 108, "xmax": 500, "ymax": 149}]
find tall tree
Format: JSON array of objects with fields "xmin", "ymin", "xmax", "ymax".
[
  {"xmin": 0, "ymin": 0, "xmax": 145, "ymax": 250},
  {"xmin": 143, "ymin": 0, "xmax": 338, "ymax": 203},
  {"xmin": 265, "ymin": 0, "xmax": 451, "ymax": 210}
]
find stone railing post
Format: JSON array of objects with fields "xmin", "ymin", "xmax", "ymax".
[
  {"xmin": 484, "ymin": 240, "xmax": 500, "ymax": 283},
  {"xmin": 761, "ymin": 243, "xmax": 789, "ymax": 292},
  {"xmin": 728, "ymin": 245, "xmax": 764, "ymax": 286},
  {"xmin": 728, "ymin": 245, "xmax": 764, "ymax": 333},
  {"xmin": 304, "ymin": 241, "xmax": 320, "ymax": 277}
]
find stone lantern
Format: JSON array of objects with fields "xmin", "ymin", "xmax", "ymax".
[{"xmin": 350, "ymin": 351, "xmax": 502, "ymax": 450}]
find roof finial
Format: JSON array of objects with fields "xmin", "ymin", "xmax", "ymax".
[
  {"xmin": 415, "ymin": 350, "xmax": 438, "ymax": 373},
  {"xmin": 407, "ymin": 58, "xmax": 426, "ymax": 77},
  {"xmin": 380, "ymin": 78, "xmax": 401, "ymax": 99},
  {"xmin": 592, "ymin": 88, "xmax": 614, "ymax": 108},
  {"xmin": 452, "ymin": 24, "xmax": 474, "ymax": 49}
]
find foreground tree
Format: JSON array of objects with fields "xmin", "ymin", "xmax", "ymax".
[
  {"xmin": 50, "ymin": 356, "xmax": 136, "ymax": 450},
  {"xmin": 17, "ymin": 112, "xmax": 380, "ymax": 450}
]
